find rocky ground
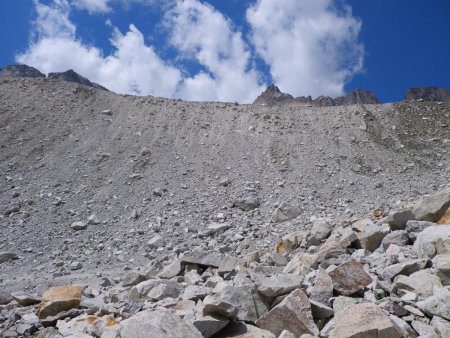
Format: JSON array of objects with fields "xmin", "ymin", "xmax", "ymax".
[{"xmin": 0, "ymin": 76, "xmax": 449, "ymax": 337}]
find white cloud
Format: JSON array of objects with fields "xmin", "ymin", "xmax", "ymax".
[
  {"xmin": 246, "ymin": 0, "xmax": 364, "ymax": 98},
  {"xmin": 17, "ymin": 0, "xmax": 181, "ymax": 97},
  {"xmin": 71, "ymin": 0, "xmax": 111, "ymax": 13},
  {"xmin": 165, "ymin": 0, "xmax": 264, "ymax": 103},
  {"xmin": 70, "ymin": 0, "xmax": 166, "ymax": 14},
  {"xmin": 17, "ymin": 0, "xmax": 365, "ymax": 103}
]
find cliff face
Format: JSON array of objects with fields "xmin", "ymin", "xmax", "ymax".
[
  {"xmin": 0, "ymin": 64, "xmax": 45, "ymax": 78},
  {"xmin": 404, "ymin": 87, "xmax": 450, "ymax": 102},
  {"xmin": 253, "ymin": 85, "xmax": 379, "ymax": 106}
]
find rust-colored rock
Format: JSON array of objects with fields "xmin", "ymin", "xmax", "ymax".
[
  {"xmin": 38, "ymin": 286, "xmax": 83, "ymax": 319},
  {"xmin": 329, "ymin": 260, "xmax": 372, "ymax": 295}
]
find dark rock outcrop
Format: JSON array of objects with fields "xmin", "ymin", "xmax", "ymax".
[
  {"xmin": 0, "ymin": 64, "xmax": 45, "ymax": 78},
  {"xmin": 253, "ymin": 84, "xmax": 294, "ymax": 106},
  {"xmin": 334, "ymin": 89, "xmax": 380, "ymax": 105},
  {"xmin": 253, "ymin": 85, "xmax": 380, "ymax": 106},
  {"xmin": 404, "ymin": 87, "xmax": 450, "ymax": 102},
  {"xmin": 47, "ymin": 69, "xmax": 107, "ymax": 90}
]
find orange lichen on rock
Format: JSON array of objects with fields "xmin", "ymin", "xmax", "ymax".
[{"xmin": 437, "ymin": 209, "xmax": 450, "ymax": 224}]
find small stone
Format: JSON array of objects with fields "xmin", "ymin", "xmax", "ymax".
[
  {"xmin": 233, "ymin": 196, "xmax": 260, "ymax": 211},
  {"xmin": 70, "ymin": 261, "xmax": 82, "ymax": 270},
  {"xmin": 148, "ymin": 234, "xmax": 165, "ymax": 248},
  {"xmin": 191, "ymin": 316, "xmax": 229, "ymax": 338},
  {"xmin": 70, "ymin": 221, "xmax": 88, "ymax": 230},
  {"xmin": 0, "ymin": 252, "xmax": 18, "ymax": 264},
  {"xmin": 272, "ymin": 202, "xmax": 302, "ymax": 223},
  {"xmin": 207, "ymin": 222, "xmax": 228, "ymax": 235}
]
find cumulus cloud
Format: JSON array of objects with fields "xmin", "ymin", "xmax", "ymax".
[
  {"xmin": 17, "ymin": 0, "xmax": 181, "ymax": 97},
  {"xmin": 165, "ymin": 0, "xmax": 264, "ymax": 103},
  {"xmin": 17, "ymin": 0, "xmax": 365, "ymax": 102},
  {"xmin": 71, "ymin": 0, "xmax": 111, "ymax": 13},
  {"xmin": 246, "ymin": 0, "xmax": 364, "ymax": 98}
]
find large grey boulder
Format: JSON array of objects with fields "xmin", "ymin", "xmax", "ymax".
[
  {"xmin": 392, "ymin": 270, "xmax": 443, "ymax": 300},
  {"xmin": 202, "ymin": 286, "xmax": 268, "ymax": 322},
  {"xmin": 101, "ymin": 310, "xmax": 202, "ymax": 338},
  {"xmin": 329, "ymin": 303, "xmax": 402, "ymax": 338},
  {"xmin": 214, "ymin": 321, "xmax": 276, "ymax": 338},
  {"xmin": 432, "ymin": 254, "xmax": 450, "ymax": 285},
  {"xmin": 271, "ymin": 202, "xmax": 302, "ymax": 223},
  {"xmin": 414, "ymin": 225, "xmax": 450, "ymax": 258},
  {"xmin": 387, "ymin": 187, "xmax": 450, "ymax": 229},
  {"xmin": 254, "ymin": 274, "xmax": 302, "ymax": 297},
  {"xmin": 255, "ymin": 289, "xmax": 319, "ymax": 337},
  {"xmin": 417, "ymin": 287, "xmax": 450, "ymax": 320}
]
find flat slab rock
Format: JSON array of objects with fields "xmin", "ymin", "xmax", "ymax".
[
  {"xmin": 101, "ymin": 310, "xmax": 202, "ymax": 338},
  {"xmin": 329, "ymin": 302, "xmax": 402, "ymax": 338},
  {"xmin": 180, "ymin": 252, "xmax": 242, "ymax": 275},
  {"xmin": 328, "ymin": 260, "xmax": 372, "ymax": 295}
]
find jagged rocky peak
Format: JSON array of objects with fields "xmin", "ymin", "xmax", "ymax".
[
  {"xmin": 253, "ymin": 85, "xmax": 380, "ymax": 106},
  {"xmin": 47, "ymin": 69, "xmax": 108, "ymax": 90},
  {"xmin": 335, "ymin": 89, "xmax": 380, "ymax": 105},
  {"xmin": 0, "ymin": 64, "xmax": 45, "ymax": 78},
  {"xmin": 404, "ymin": 87, "xmax": 450, "ymax": 102},
  {"xmin": 253, "ymin": 84, "xmax": 294, "ymax": 105}
]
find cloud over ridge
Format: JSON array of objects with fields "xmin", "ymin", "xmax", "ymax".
[{"xmin": 17, "ymin": 0, "xmax": 365, "ymax": 103}]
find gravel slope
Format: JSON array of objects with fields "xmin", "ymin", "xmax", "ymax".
[{"xmin": 0, "ymin": 77, "xmax": 449, "ymax": 293}]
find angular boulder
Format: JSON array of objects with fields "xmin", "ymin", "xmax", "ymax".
[
  {"xmin": 255, "ymin": 289, "xmax": 318, "ymax": 337},
  {"xmin": 329, "ymin": 303, "xmax": 401, "ymax": 338},
  {"xmin": 328, "ymin": 260, "xmax": 372, "ymax": 295},
  {"xmin": 101, "ymin": 310, "xmax": 202, "ymax": 338},
  {"xmin": 38, "ymin": 286, "xmax": 83, "ymax": 319},
  {"xmin": 202, "ymin": 286, "xmax": 268, "ymax": 322}
]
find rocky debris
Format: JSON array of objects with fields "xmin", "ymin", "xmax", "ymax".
[
  {"xmin": 3, "ymin": 188, "xmax": 450, "ymax": 337},
  {"xmin": 404, "ymin": 87, "xmax": 450, "ymax": 102},
  {"xmin": 48, "ymin": 69, "xmax": 107, "ymax": 90},
  {"xmin": 0, "ymin": 64, "xmax": 45, "ymax": 78},
  {"xmin": 253, "ymin": 84, "xmax": 380, "ymax": 106},
  {"xmin": 1, "ymin": 74, "xmax": 450, "ymax": 337}
]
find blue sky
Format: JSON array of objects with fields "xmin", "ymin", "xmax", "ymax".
[{"xmin": 0, "ymin": 0, "xmax": 449, "ymax": 103}]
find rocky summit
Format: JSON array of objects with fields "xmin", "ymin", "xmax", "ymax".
[
  {"xmin": 253, "ymin": 85, "xmax": 380, "ymax": 107},
  {"xmin": 0, "ymin": 74, "xmax": 449, "ymax": 337}
]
